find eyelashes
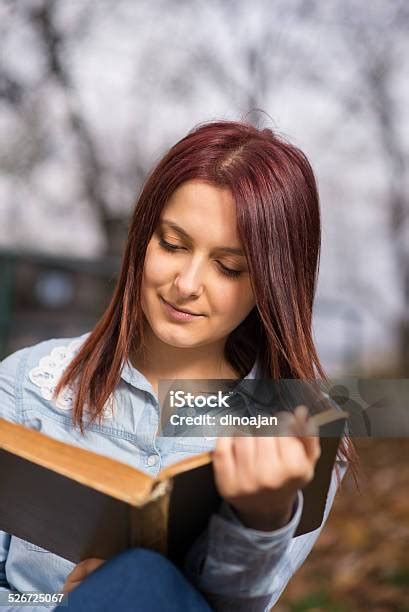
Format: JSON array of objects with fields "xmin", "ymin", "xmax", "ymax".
[{"xmin": 158, "ymin": 239, "xmax": 242, "ymax": 279}]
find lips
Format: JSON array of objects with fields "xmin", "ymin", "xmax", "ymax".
[{"xmin": 161, "ymin": 297, "xmax": 203, "ymax": 316}]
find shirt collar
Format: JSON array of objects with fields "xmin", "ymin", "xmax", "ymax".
[
  {"xmin": 120, "ymin": 359, "xmax": 154, "ymax": 394},
  {"xmin": 120, "ymin": 356, "xmax": 260, "ymax": 395}
]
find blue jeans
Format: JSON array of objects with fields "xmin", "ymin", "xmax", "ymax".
[{"xmin": 59, "ymin": 548, "xmax": 213, "ymax": 611}]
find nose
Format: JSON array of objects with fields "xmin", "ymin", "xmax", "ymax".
[{"xmin": 173, "ymin": 258, "xmax": 205, "ymax": 298}]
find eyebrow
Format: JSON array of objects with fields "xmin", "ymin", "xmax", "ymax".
[{"xmin": 159, "ymin": 219, "xmax": 245, "ymax": 256}]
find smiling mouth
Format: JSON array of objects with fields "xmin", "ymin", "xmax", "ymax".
[{"xmin": 160, "ymin": 297, "xmax": 204, "ymax": 316}]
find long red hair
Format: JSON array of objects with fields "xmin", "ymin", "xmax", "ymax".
[{"xmin": 53, "ymin": 120, "xmax": 357, "ymax": 478}]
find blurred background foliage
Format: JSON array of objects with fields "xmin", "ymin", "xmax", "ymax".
[{"xmin": 0, "ymin": 1, "xmax": 408, "ymax": 609}]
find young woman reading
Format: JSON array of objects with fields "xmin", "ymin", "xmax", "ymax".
[{"xmin": 0, "ymin": 120, "xmax": 354, "ymax": 611}]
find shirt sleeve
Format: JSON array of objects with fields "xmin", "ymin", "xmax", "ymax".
[
  {"xmin": 0, "ymin": 350, "xmax": 22, "ymax": 599},
  {"xmin": 184, "ymin": 459, "xmax": 348, "ymax": 612},
  {"xmin": 0, "ymin": 348, "xmax": 36, "ymax": 610},
  {"xmin": 0, "ymin": 348, "xmax": 27, "ymax": 425}
]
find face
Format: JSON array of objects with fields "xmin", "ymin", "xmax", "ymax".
[{"xmin": 140, "ymin": 179, "xmax": 256, "ymax": 350}]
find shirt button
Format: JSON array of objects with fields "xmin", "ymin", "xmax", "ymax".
[
  {"xmin": 27, "ymin": 418, "xmax": 42, "ymax": 431},
  {"xmin": 147, "ymin": 454, "xmax": 158, "ymax": 467}
]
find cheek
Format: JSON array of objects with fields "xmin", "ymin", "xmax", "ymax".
[
  {"xmin": 215, "ymin": 281, "xmax": 255, "ymax": 321},
  {"xmin": 143, "ymin": 246, "xmax": 171, "ymax": 286}
]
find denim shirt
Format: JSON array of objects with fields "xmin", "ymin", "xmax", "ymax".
[{"xmin": 0, "ymin": 333, "xmax": 347, "ymax": 612}]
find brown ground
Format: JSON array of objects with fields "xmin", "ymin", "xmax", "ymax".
[{"xmin": 276, "ymin": 439, "xmax": 409, "ymax": 612}]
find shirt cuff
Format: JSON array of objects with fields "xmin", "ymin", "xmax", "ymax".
[
  {"xmin": 217, "ymin": 490, "xmax": 303, "ymax": 547},
  {"xmin": 186, "ymin": 491, "xmax": 304, "ymax": 597}
]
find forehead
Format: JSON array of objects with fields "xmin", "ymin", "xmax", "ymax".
[{"xmin": 161, "ymin": 180, "xmax": 240, "ymax": 246}]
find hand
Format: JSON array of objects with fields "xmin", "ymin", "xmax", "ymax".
[
  {"xmin": 213, "ymin": 405, "xmax": 321, "ymax": 531},
  {"xmin": 62, "ymin": 558, "xmax": 105, "ymax": 594}
]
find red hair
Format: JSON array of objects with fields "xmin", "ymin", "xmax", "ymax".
[{"xmin": 53, "ymin": 120, "xmax": 357, "ymax": 478}]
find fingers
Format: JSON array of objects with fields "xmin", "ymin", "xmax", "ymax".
[
  {"xmin": 302, "ymin": 433, "xmax": 321, "ymax": 463},
  {"xmin": 67, "ymin": 558, "xmax": 105, "ymax": 582},
  {"xmin": 213, "ymin": 436, "xmax": 236, "ymax": 497},
  {"xmin": 292, "ymin": 405, "xmax": 321, "ymax": 463},
  {"xmin": 277, "ymin": 405, "xmax": 321, "ymax": 463},
  {"xmin": 62, "ymin": 558, "xmax": 105, "ymax": 596},
  {"xmin": 213, "ymin": 404, "xmax": 322, "ymax": 500},
  {"xmin": 214, "ymin": 435, "xmax": 261, "ymax": 496},
  {"xmin": 254, "ymin": 436, "xmax": 283, "ymax": 488},
  {"xmin": 232, "ymin": 435, "xmax": 256, "ymax": 483},
  {"xmin": 63, "ymin": 579, "xmax": 82, "ymax": 595}
]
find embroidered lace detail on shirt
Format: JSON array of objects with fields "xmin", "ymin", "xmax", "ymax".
[{"xmin": 28, "ymin": 338, "xmax": 114, "ymax": 419}]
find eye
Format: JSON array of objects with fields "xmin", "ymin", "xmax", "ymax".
[
  {"xmin": 217, "ymin": 262, "xmax": 242, "ymax": 279},
  {"xmin": 159, "ymin": 238, "xmax": 185, "ymax": 252},
  {"xmin": 159, "ymin": 238, "xmax": 242, "ymax": 279}
]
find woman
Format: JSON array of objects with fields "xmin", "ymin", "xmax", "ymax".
[{"xmin": 0, "ymin": 120, "xmax": 354, "ymax": 611}]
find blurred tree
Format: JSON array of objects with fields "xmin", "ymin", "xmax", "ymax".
[
  {"xmin": 28, "ymin": 0, "xmax": 141, "ymax": 255},
  {"xmin": 317, "ymin": 1, "xmax": 409, "ymax": 374},
  {"xmin": 1, "ymin": 0, "xmax": 408, "ymax": 374},
  {"xmin": 176, "ymin": 0, "xmax": 409, "ymax": 373},
  {"xmin": 0, "ymin": 0, "xmax": 151, "ymax": 256},
  {"xmin": 171, "ymin": 0, "xmax": 311, "ymax": 119}
]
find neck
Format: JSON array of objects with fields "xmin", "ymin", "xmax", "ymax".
[{"xmin": 130, "ymin": 326, "xmax": 239, "ymax": 391}]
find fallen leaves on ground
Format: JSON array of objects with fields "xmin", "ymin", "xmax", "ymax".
[{"xmin": 277, "ymin": 438, "xmax": 409, "ymax": 612}]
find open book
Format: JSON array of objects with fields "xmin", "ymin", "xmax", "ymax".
[{"xmin": 0, "ymin": 408, "xmax": 347, "ymax": 567}]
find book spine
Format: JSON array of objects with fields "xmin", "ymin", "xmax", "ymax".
[{"xmin": 128, "ymin": 480, "xmax": 172, "ymax": 556}]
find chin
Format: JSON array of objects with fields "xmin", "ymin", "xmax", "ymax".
[
  {"xmin": 154, "ymin": 325, "xmax": 204, "ymax": 349},
  {"xmin": 165, "ymin": 338, "xmax": 198, "ymax": 349}
]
